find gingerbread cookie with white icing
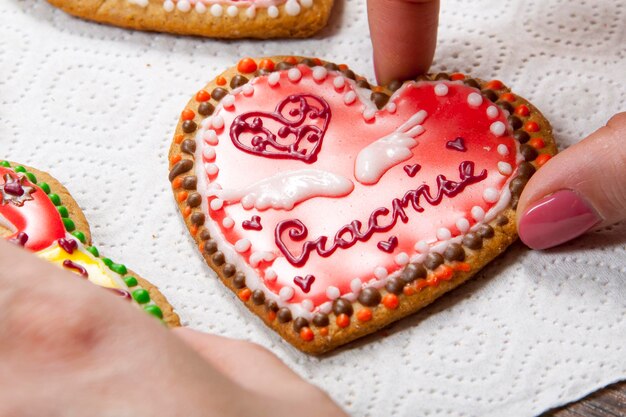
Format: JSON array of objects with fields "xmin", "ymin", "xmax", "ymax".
[
  {"xmin": 0, "ymin": 161, "xmax": 180, "ymax": 327},
  {"xmin": 168, "ymin": 57, "xmax": 557, "ymax": 354},
  {"xmin": 46, "ymin": 0, "xmax": 333, "ymax": 38}
]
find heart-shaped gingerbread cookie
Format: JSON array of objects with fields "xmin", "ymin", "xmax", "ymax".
[
  {"xmin": 169, "ymin": 57, "xmax": 556, "ymax": 354},
  {"xmin": 46, "ymin": 0, "xmax": 333, "ymax": 39},
  {"xmin": 1, "ymin": 161, "xmax": 179, "ymax": 327}
]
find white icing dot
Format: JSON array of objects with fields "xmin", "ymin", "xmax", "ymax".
[
  {"xmin": 301, "ymin": 299, "xmax": 314, "ymax": 312},
  {"xmin": 350, "ymin": 278, "xmax": 362, "ymax": 294},
  {"xmin": 436, "ymin": 227, "xmax": 452, "ymax": 241},
  {"xmin": 241, "ymin": 195, "xmax": 254, "ymax": 210},
  {"xmin": 343, "ymin": 91, "xmax": 356, "ymax": 105},
  {"xmin": 221, "ymin": 95, "xmax": 235, "ymax": 109},
  {"xmin": 267, "ymin": 5, "xmax": 279, "ymax": 17},
  {"xmin": 195, "ymin": 2, "xmax": 206, "ymax": 13},
  {"xmin": 490, "ymin": 121, "xmax": 506, "ymax": 136},
  {"xmin": 245, "ymin": 6, "xmax": 256, "ymax": 18},
  {"xmin": 176, "ymin": 0, "xmax": 191, "ymax": 12},
  {"xmin": 312, "ymin": 66, "xmax": 328, "ymax": 81},
  {"xmin": 267, "ymin": 72, "xmax": 280, "ymax": 86},
  {"xmin": 498, "ymin": 161, "xmax": 513, "ymax": 175},
  {"xmin": 163, "ymin": 0, "xmax": 175, "ymax": 12},
  {"xmin": 333, "ymin": 76, "xmax": 346, "ymax": 89},
  {"xmin": 326, "ymin": 286, "xmax": 340, "ymax": 300},
  {"xmin": 205, "ymin": 163, "xmax": 219, "ymax": 176},
  {"xmin": 210, "ymin": 4, "xmax": 223, "ymax": 16},
  {"xmin": 284, "ymin": 0, "xmax": 301, "ymax": 16},
  {"xmin": 471, "ymin": 206, "xmax": 486, "ymax": 221},
  {"xmin": 287, "ymin": 67, "xmax": 302, "ymax": 82},
  {"xmin": 414, "ymin": 240, "xmax": 430, "ymax": 253},
  {"xmin": 301, "ymin": 0, "xmax": 313, "ymax": 7},
  {"xmin": 487, "ymin": 105, "xmax": 499, "ymax": 119},
  {"xmin": 374, "ymin": 266, "xmax": 388, "ymax": 280},
  {"xmin": 265, "ymin": 268, "xmax": 277, "ymax": 281},
  {"xmin": 209, "ymin": 198, "xmax": 223, "ymax": 211},
  {"xmin": 226, "ymin": 5, "xmax": 238, "ymax": 16},
  {"xmin": 202, "ymin": 146, "xmax": 216, "ymax": 161},
  {"xmin": 204, "ymin": 130, "xmax": 218, "ymax": 146},
  {"xmin": 410, "ymin": 253, "xmax": 427, "ymax": 264},
  {"xmin": 212, "ymin": 115, "xmax": 224, "ymax": 130},
  {"xmin": 395, "ymin": 252, "xmax": 410, "ymax": 266},
  {"xmin": 497, "ymin": 144, "xmax": 510, "ymax": 156},
  {"xmin": 362, "ymin": 108, "xmax": 376, "ymax": 121},
  {"xmin": 319, "ymin": 302, "xmax": 332, "ymax": 315},
  {"xmin": 483, "ymin": 187, "xmax": 500, "ymax": 203},
  {"xmin": 242, "ymin": 83, "xmax": 254, "ymax": 96},
  {"xmin": 279, "ymin": 286, "xmax": 294, "ymax": 301},
  {"xmin": 222, "ymin": 217, "xmax": 235, "ymax": 229},
  {"xmin": 456, "ymin": 218, "xmax": 470, "ymax": 233},
  {"xmin": 467, "ymin": 92, "xmax": 483, "ymax": 107},
  {"xmin": 386, "ymin": 102, "xmax": 397, "ymax": 113},
  {"xmin": 235, "ymin": 239, "xmax": 251, "ymax": 253},
  {"xmin": 434, "ymin": 83, "xmax": 449, "ymax": 96},
  {"xmin": 249, "ymin": 251, "xmax": 275, "ymax": 267}
]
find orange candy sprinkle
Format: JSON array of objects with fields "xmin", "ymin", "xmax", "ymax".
[
  {"xmin": 338, "ymin": 63, "xmax": 348, "ymax": 71},
  {"xmin": 501, "ymin": 93, "xmax": 516, "ymax": 102},
  {"xmin": 216, "ymin": 76, "xmax": 227, "ymax": 86},
  {"xmin": 382, "ymin": 293, "xmax": 399, "ymax": 310},
  {"xmin": 177, "ymin": 191, "xmax": 188, "ymax": 202},
  {"xmin": 319, "ymin": 327, "xmax": 329, "ymax": 336},
  {"xmin": 434, "ymin": 265, "xmax": 454, "ymax": 280},
  {"xmin": 312, "ymin": 58, "xmax": 323, "ymax": 66},
  {"xmin": 525, "ymin": 121, "xmax": 540, "ymax": 132},
  {"xmin": 196, "ymin": 90, "xmax": 210, "ymax": 102},
  {"xmin": 181, "ymin": 109, "xmax": 195, "ymax": 121},
  {"xmin": 450, "ymin": 73, "xmax": 465, "ymax": 81},
  {"xmin": 183, "ymin": 206, "xmax": 192, "ymax": 217},
  {"xmin": 284, "ymin": 56, "xmax": 298, "ymax": 65},
  {"xmin": 485, "ymin": 80, "xmax": 504, "ymax": 90},
  {"xmin": 172, "ymin": 177, "xmax": 183, "ymax": 188},
  {"xmin": 238, "ymin": 288, "xmax": 252, "ymax": 302},
  {"xmin": 514, "ymin": 104, "xmax": 530, "ymax": 117},
  {"xmin": 190, "ymin": 225, "xmax": 198, "ymax": 236},
  {"xmin": 403, "ymin": 285, "xmax": 416, "ymax": 296},
  {"xmin": 415, "ymin": 280, "xmax": 429, "ymax": 291},
  {"xmin": 170, "ymin": 154, "xmax": 182, "ymax": 164},
  {"xmin": 268, "ymin": 311, "xmax": 277, "ymax": 322},
  {"xmin": 529, "ymin": 137, "xmax": 545, "ymax": 149},
  {"xmin": 336, "ymin": 314, "xmax": 350, "ymax": 328},
  {"xmin": 174, "ymin": 134, "xmax": 184, "ymax": 144},
  {"xmin": 237, "ymin": 57, "xmax": 258, "ymax": 74},
  {"xmin": 357, "ymin": 308, "xmax": 373, "ymax": 322},
  {"xmin": 258, "ymin": 58, "xmax": 275, "ymax": 71},
  {"xmin": 300, "ymin": 327, "xmax": 314, "ymax": 342},
  {"xmin": 453, "ymin": 262, "xmax": 471, "ymax": 272},
  {"xmin": 535, "ymin": 154, "xmax": 552, "ymax": 166}
]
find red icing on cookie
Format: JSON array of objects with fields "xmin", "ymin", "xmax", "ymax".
[
  {"xmin": 0, "ymin": 167, "xmax": 66, "ymax": 251},
  {"xmin": 197, "ymin": 65, "xmax": 519, "ymax": 308}
]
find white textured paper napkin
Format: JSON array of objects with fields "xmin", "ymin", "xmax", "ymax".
[{"xmin": 1, "ymin": 0, "xmax": 625, "ymax": 415}]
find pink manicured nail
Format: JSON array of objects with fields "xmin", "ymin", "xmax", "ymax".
[{"xmin": 518, "ymin": 190, "xmax": 601, "ymax": 250}]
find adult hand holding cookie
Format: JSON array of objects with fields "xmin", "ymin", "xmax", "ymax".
[
  {"xmin": 0, "ymin": 240, "xmax": 347, "ymax": 417},
  {"xmin": 369, "ymin": 0, "xmax": 626, "ymax": 250}
]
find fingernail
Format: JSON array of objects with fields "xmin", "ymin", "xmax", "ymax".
[{"xmin": 518, "ymin": 189, "xmax": 601, "ymax": 250}]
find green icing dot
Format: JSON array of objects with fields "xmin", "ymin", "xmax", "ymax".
[
  {"xmin": 25, "ymin": 172, "xmax": 37, "ymax": 183},
  {"xmin": 109, "ymin": 263, "xmax": 128, "ymax": 275},
  {"xmin": 14, "ymin": 166, "xmax": 26, "ymax": 173},
  {"xmin": 71, "ymin": 231, "xmax": 86, "ymax": 244},
  {"xmin": 0, "ymin": 161, "xmax": 10, "ymax": 167},
  {"xmin": 132, "ymin": 289, "xmax": 151, "ymax": 304},
  {"xmin": 144, "ymin": 305, "xmax": 163, "ymax": 319},
  {"xmin": 39, "ymin": 182, "xmax": 51, "ymax": 194},
  {"xmin": 86, "ymin": 246, "xmax": 100, "ymax": 257},
  {"xmin": 57, "ymin": 206, "xmax": 69, "ymax": 218},
  {"xmin": 124, "ymin": 276, "xmax": 138, "ymax": 287},
  {"xmin": 62, "ymin": 218, "xmax": 75, "ymax": 232},
  {"xmin": 48, "ymin": 193, "xmax": 61, "ymax": 206},
  {"xmin": 102, "ymin": 257, "xmax": 113, "ymax": 267}
]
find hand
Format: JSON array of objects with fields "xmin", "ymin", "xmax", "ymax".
[{"xmin": 0, "ymin": 241, "xmax": 347, "ymax": 417}]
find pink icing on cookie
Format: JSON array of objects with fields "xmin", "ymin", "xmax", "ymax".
[
  {"xmin": 196, "ymin": 65, "xmax": 519, "ymax": 308},
  {"xmin": 0, "ymin": 167, "xmax": 66, "ymax": 251}
]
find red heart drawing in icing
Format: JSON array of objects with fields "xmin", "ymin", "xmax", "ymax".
[{"xmin": 194, "ymin": 65, "xmax": 519, "ymax": 315}]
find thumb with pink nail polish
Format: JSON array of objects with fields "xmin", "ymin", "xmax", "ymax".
[{"xmin": 517, "ymin": 112, "xmax": 626, "ymax": 250}]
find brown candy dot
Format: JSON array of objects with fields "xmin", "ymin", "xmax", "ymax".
[
  {"xmin": 514, "ymin": 130, "xmax": 531, "ymax": 144},
  {"xmin": 324, "ymin": 62, "xmax": 339, "ymax": 71},
  {"xmin": 509, "ymin": 176, "xmax": 529, "ymax": 196},
  {"xmin": 312, "ymin": 313, "xmax": 329, "ymax": 327},
  {"xmin": 187, "ymin": 193, "xmax": 202, "ymax": 207},
  {"xmin": 182, "ymin": 176, "xmax": 197, "ymax": 190},
  {"xmin": 277, "ymin": 308, "xmax": 292, "ymax": 323},
  {"xmin": 266, "ymin": 299, "xmax": 279, "ymax": 312},
  {"xmin": 199, "ymin": 229, "xmax": 211, "ymax": 241},
  {"xmin": 511, "ymin": 196, "xmax": 519, "ymax": 210},
  {"xmin": 462, "ymin": 233, "xmax": 482, "ymax": 250},
  {"xmin": 356, "ymin": 79, "xmax": 370, "ymax": 89},
  {"xmin": 401, "ymin": 263, "xmax": 426, "ymax": 283},
  {"xmin": 211, "ymin": 87, "xmax": 228, "ymax": 101},
  {"xmin": 180, "ymin": 139, "xmax": 196, "ymax": 154},
  {"xmin": 371, "ymin": 92, "xmax": 390, "ymax": 109},
  {"xmin": 495, "ymin": 214, "xmax": 509, "ymax": 226},
  {"xmin": 424, "ymin": 252, "xmax": 444, "ymax": 270},
  {"xmin": 497, "ymin": 100, "xmax": 514, "ymax": 114},
  {"xmin": 508, "ymin": 115, "xmax": 523, "ymax": 130},
  {"xmin": 444, "ymin": 243, "xmax": 465, "ymax": 261},
  {"xmin": 252, "ymin": 290, "xmax": 265, "ymax": 305},
  {"xmin": 182, "ymin": 120, "xmax": 197, "ymax": 133},
  {"xmin": 168, "ymin": 159, "xmax": 193, "ymax": 181},
  {"xmin": 198, "ymin": 102, "xmax": 214, "ymax": 116},
  {"xmin": 517, "ymin": 161, "xmax": 536, "ymax": 179},
  {"xmin": 230, "ymin": 75, "xmax": 248, "ymax": 89},
  {"xmin": 476, "ymin": 224, "xmax": 495, "ymax": 239},
  {"xmin": 343, "ymin": 69, "xmax": 356, "ymax": 80},
  {"xmin": 190, "ymin": 212, "xmax": 205, "ymax": 226},
  {"xmin": 222, "ymin": 263, "xmax": 236, "ymax": 277},
  {"xmin": 204, "ymin": 240, "xmax": 217, "ymax": 254},
  {"xmin": 293, "ymin": 317, "xmax": 309, "ymax": 332},
  {"xmin": 482, "ymin": 89, "xmax": 498, "ymax": 102},
  {"xmin": 520, "ymin": 144, "xmax": 538, "ymax": 161},
  {"xmin": 233, "ymin": 271, "xmax": 246, "ymax": 288},
  {"xmin": 300, "ymin": 58, "xmax": 317, "ymax": 67},
  {"xmin": 385, "ymin": 276, "xmax": 405, "ymax": 294},
  {"xmin": 464, "ymin": 78, "xmax": 480, "ymax": 89},
  {"xmin": 332, "ymin": 298, "xmax": 353, "ymax": 316},
  {"xmin": 387, "ymin": 79, "xmax": 403, "ymax": 91},
  {"xmin": 358, "ymin": 288, "xmax": 381, "ymax": 307},
  {"xmin": 434, "ymin": 73, "xmax": 450, "ymax": 81},
  {"xmin": 276, "ymin": 62, "xmax": 294, "ymax": 71},
  {"xmin": 212, "ymin": 251, "xmax": 225, "ymax": 266}
]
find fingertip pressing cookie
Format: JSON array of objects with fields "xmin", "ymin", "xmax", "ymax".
[
  {"xmin": 0, "ymin": 161, "xmax": 180, "ymax": 327},
  {"xmin": 168, "ymin": 57, "xmax": 557, "ymax": 354},
  {"xmin": 46, "ymin": 0, "xmax": 334, "ymax": 38}
]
